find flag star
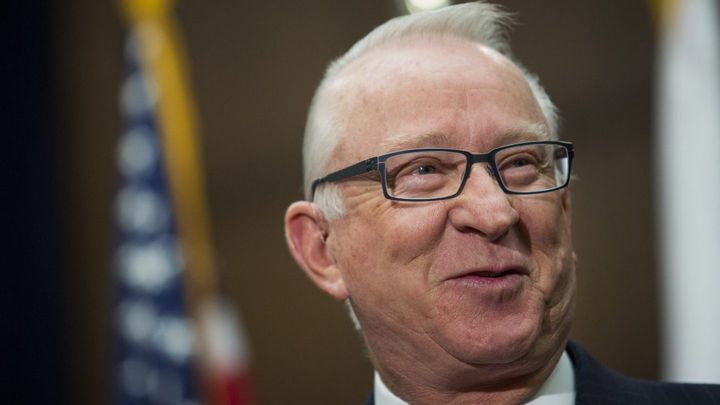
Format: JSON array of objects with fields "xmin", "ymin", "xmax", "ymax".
[
  {"xmin": 118, "ymin": 300, "xmax": 157, "ymax": 344},
  {"xmin": 117, "ymin": 239, "xmax": 178, "ymax": 293},
  {"xmin": 145, "ymin": 367, "xmax": 183, "ymax": 404},
  {"xmin": 118, "ymin": 126, "xmax": 157, "ymax": 178},
  {"xmin": 116, "ymin": 186, "xmax": 170, "ymax": 235},
  {"xmin": 121, "ymin": 71, "xmax": 157, "ymax": 120},
  {"xmin": 153, "ymin": 316, "xmax": 195, "ymax": 364},
  {"xmin": 120, "ymin": 357, "xmax": 151, "ymax": 398}
]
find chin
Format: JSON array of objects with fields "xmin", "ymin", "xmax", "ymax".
[
  {"xmin": 434, "ymin": 308, "xmax": 545, "ymax": 367},
  {"xmin": 463, "ymin": 331, "xmax": 538, "ymax": 366}
]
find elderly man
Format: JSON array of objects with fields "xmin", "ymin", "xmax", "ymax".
[{"xmin": 285, "ymin": 2, "xmax": 720, "ymax": 404}]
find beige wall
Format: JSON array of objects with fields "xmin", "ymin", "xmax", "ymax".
[{"xmin": 55, "ymin": 1, "xmax": 657, "ymax": 403}]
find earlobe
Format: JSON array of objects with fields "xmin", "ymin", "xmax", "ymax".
[{"xmin": 284, "ymin": 201, "xmax": 350, "ymax": 300}]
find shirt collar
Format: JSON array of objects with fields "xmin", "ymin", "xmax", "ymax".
[{"xmin": 374, "ymin": 351, "xmax": 575, "ymax": 405}]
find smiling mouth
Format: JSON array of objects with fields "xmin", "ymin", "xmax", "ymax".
[
  {"xmin": 445, "ymin": 268, "xmax": 528, "ymax": 289},
  {"xmin": 465, "ymin": 269, "xmax": 525, "ymax": 278},
  {"xmin": 450, "ymin": 267, "xmax": 527, "ymax": 279}
]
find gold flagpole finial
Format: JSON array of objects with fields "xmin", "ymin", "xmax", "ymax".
[{"xmin": 120, "ymin": 0, "xmax": 172, "ymax": 23}]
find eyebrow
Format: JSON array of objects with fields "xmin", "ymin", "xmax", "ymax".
[
  {"xmin": 379, "ymin": 122, "xmax": 550, "ymax": 153},
  {"xmin": 501, "ymin": 123, "xmax": 551, "ymax": 143},
  {"xmin": 380, "ymin": 132, "xmax": 455, "ymax": 152}
]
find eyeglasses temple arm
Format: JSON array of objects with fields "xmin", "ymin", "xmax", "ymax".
[{"xmin": 310, "ymin": 157, "xmax": 379, "ymax": 200}]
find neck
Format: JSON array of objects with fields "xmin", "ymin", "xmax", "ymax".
[{"xmin": 368, "ymin": 336, "xmax": 566, "ymax": 405}]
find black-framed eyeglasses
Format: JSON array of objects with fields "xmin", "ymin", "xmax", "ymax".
[{"xmin": 310, "ymin": 140, "xmax": 574, "ymax": 202}]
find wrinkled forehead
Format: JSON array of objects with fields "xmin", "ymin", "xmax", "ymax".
[{"xmin": 323, "ymin": 37, "xmax": 547, "ymax": 170}]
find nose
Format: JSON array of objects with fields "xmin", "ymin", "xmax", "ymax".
[{"xmin": 447, "ymin": 163, "xmax": 519, "ymax": 241}]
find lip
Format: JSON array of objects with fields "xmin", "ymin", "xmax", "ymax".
[
  {"xmin": 445, "ymin": 265, "xmax": 530, "ymax": 281},
  {"xmin": 441, "ymin": 266, "xmax": 530, "ymax": 291},
  {"xmin": 443, "ymin": 266, "xmax": 528, "ymax": 299}
]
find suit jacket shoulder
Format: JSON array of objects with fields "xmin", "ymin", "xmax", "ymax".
[{"xmin": 568, "ymin": 340, "xmax": 720, "ymax": 405}]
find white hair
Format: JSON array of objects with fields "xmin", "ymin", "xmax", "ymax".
[{"xmin": 304, "ymin": 1, "xmax": 560, "ymax": 219}]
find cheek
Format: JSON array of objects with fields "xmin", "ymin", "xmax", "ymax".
[
  {"xmin": 517, "ymin": 200, "xmax": 576, "ymax": 340},
  {"xmin": 508, "ymin": 198, "xmax": 577, "ymax": 347},
  {"xmin": 378, "ymin": 203, "xmax": 450, "ymax": 270},
  {"xmin": 516, "ymin": 198, "xmax": 574, "ymax": 294},
  {"xmin": 334, "ymin": 203, "xmax": 449, "ymax": 312}
]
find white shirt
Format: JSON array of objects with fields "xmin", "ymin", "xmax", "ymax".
[{"xmin": 374, "ymin": 351, "xmax": 576, "ymax": 405}]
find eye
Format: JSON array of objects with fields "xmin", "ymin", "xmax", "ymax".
[
  {"xmin": 414, "ymin": 164, "xmax": 437, "ymax": 175},
  {"xmin": 392, "ymin": 158, "xmax": 446, "ymax": 178},
  {"xmin": 508, "ymin": 157, "xmax": 532, "ymax": 168},
  {"xmin": 500, "ymin": 154, "xmax": 539, "ymax": 171}
]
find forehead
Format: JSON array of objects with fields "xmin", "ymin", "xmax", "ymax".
[{"xmin": 325, "ymin": 37, "xmax": 547, "ymax": 169}]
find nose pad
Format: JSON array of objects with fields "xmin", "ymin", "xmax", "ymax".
[
  {"xmin": 462, "ymin": 162, "xmax": 502, "ymax": 192},
  {"xmin": 451, "ymin": 162, "xmax": 519, "ymax": 240},
  {"xmin": 484, "ymin": 164, "xmax": 497, "ymax": 181}
]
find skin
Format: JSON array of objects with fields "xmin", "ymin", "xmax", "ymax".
[{"xmin": 285, "ymin": 36, "xmax": 576, "ymax": 404}]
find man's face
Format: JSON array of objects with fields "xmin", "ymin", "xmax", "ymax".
[{"xmin": 323, "ymin": 38, "xmax": 575, "ymax": 376}]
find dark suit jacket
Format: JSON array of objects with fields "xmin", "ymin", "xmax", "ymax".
[{"xmin": 363, "ymin": 341, "xmax": 720, "ymax": 404}]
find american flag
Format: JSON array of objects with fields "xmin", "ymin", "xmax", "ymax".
[
  {"xmin": 113, "ymin": 30, "xmax": 200, "ymax": 405},
  {"xmin": 112, "ymin": 1, "xmax": 253, "ymax": 403}
]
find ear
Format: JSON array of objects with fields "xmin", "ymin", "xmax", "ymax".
[{"xmin": 284, "ymin": 201, "xmax": 349, "ymax": 300}]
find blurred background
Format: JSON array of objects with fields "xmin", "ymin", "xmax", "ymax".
[{"xmin": 6, "ymin": 0, "xmax": 718, "ymax": 404}]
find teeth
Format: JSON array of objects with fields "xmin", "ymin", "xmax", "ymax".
[
  {"xmin": 473, "ymin": 272, "xmax": 502, "ymax": 277},
  {"xmin": 472, "ymin": 270, "xmax": 516, "ymax": 278}
]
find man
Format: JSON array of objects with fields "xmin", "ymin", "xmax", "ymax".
[{"xmin": 284, "ymin": 2, "xmax": 720, "ymax": 404}]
